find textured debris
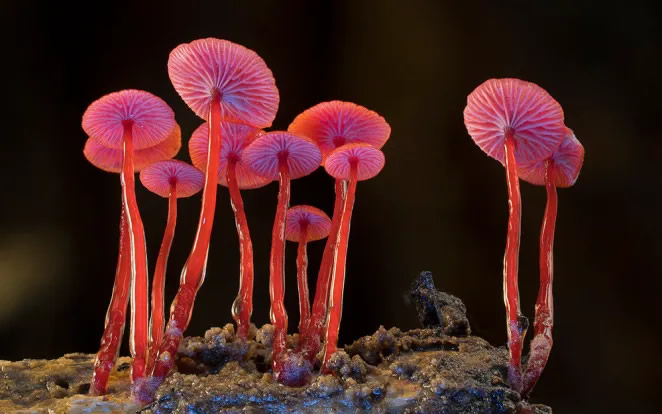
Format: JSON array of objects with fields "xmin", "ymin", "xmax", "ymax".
[{"xmin": 410, "ymin": 270, "xmax": 471, "ymax": 335}]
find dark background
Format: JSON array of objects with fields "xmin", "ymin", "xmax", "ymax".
[{"xmin": 1, "ymin": 1, "xmax": 660, "ymax": 412}]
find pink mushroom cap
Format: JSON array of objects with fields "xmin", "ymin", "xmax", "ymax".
[
  {"xmin": 82, "ymin": 89, "xmax": 176, "ymax": 150},
  {"xmin": 324, "ymin": 143, "xmax": 385, "ymax": 181},
  {"xmin": 463, "ymin": 78, "xmax": 566, "ymax": 165},
  {"xmin": 168, "ymin": 38, "xmax": 279, "ymax": 128},
  {"xmin": 285, "ymin": 205, "xmax": 332, "ymax": 242},
  {"xmin": 288, "ymin": 100, "xmax": 391, "ymax": 159},
  {"xmin": 139, "ymin": 159, "xmax": 205, "ymax": 198},
  {"xmin": 518, "ymin": 127, "xmax": 585, "ymax": 188},
  {"xmin": 242, "ymin": 131, "xmax": 322, "ymax": 180},
  {"xmin": 83, "ymin": 124, "xmax": 182, "ymax": 173},
  {"xmin": 188, "ymin": 121, "xmax": 271, "ymax": 189}
]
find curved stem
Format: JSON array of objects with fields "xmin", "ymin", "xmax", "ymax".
[
  {"xmin": 151, "ymin": 95, "xmax": 222, "ymax": 382},
  {"xmin": 322, "ymin": 163, "xmax": 357, "ymax": 372},
  {"xmin": 503, "ymin": 133, "xmax": 526, "ymax": 392},
  {"xmin": 523, "ymin": 160, "xmax": 557, "ymax": 396},
  {"xmin": 228, "ymin": 158, "xmax": 255, "ymax": 340},
  {"xmin": 296, "ymin": 225, "xmax": 311, "ymax": 334},
  {"xmin": 90, "ymin": 204, "xmax": 131, "ymax": 395},
  {"xmin": 301, "ymin": 179, "xmax": 346, "ymax": 360},
  {"xmin": 121, "ymin": 122, "xmax": 149, "ymax": 382},
  {"xmin": 271, "ymin": 159, "xmax": 291, "ymax": 376},
  {"xmin": 147, "ymin": 184, "xmax": 177, "ymax": 373}
]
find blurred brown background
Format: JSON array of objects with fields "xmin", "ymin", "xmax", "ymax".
[{"xmin": 0, "ymin": 1, "xmax": 660, "ymax": 411}]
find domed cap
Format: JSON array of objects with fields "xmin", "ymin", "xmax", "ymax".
[
  {"xmin": 83, "ymin": 124, "xmax": 182, "ymax": 173},
  {"xmin": 518, "ymin": 128, "xmax": 585, "ymax": 188},
  {"xmin": 139, "ymin": 159, "xmax": 205, "ymax": 198},
  {"xmin": 82, "ymin": 89, "xmax": 176, "ymax": 150},
  {"xmin": 463, "ymin": 78, "xmax": 565, "ymax": 164},
  {"xmin": 324, "ymin": 143, "xmax": 385, "ymax": 181},
  {"xmin": 168, "ymin": 38, "xmax": 279, "ymax": 127},
  {"xmin": 288, "ymin": 101, "xmax": 391, "ymax": 158},
  {"xmin": 285, "ymin": 205, "xmax": 332, "ymax": 242},
  {"xmin": 188, "ymin": 121, "xmax": 271, "ymax": 189},
  {"xmin": 242, "ymin": 131, "xmax": 322, "ymax": 180}
]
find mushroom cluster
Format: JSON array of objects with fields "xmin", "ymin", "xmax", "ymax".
[{"xmin": 82, "ymin": 38, "xmax": 390, "ymax": 401}]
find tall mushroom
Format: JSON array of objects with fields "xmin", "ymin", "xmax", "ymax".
[
  {"xmin": 82, "ymin": 89, "xmax": 176, "ymax": 382},
  {"xmin": 518, "ymin": 128, "xmax": 584, "ymax": 396},
  {"xmin": 150, "ymin": 38, "xmax": 279, "ymax": 384},
  {"xmin": 139, "ymin": 160, "xmax": 205, "ymax": 372},
  {"xmin": 288, "ymin": 101, "xmax": 390, "ymax": 361},
  {"xmin": 243, "ymin": 131, "xmax": 322, "ymax": 386},
  {"xmin": 321, "ymin": 143, "xmax": 385, "ymax": 372},
  {"xmin": 189, "ymin": 121, "xmax": 271, "ymax": 340},
  {"xmin": 285, "ymin": 205, "xmax": 332, "ymax": 334},
  {"xmin": 463, "ymin": 78, "xmax": 566, "ymax": 391}
]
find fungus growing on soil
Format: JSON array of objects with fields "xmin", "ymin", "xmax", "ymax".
[
  {"xmin": 189, "ymin": 121, "xmax": 271, "ymax": 340},
  {"xmin": 150, "ymin": 38, "xmax": 279, "ymax": 386},
  {"xmin": 321, "ymin": 143, "xmax": 386, "ymax": 372},
  {"xmin": 242, "ymin": 131, "xmax": 322, "ymax": 386},
  {"xmin": 463, "ymin": 78, "xmax": 566, "ymax": 391},
  {"xmin": 139, "ymin": 160, "xmax": 204, "ymax": 372},
  {"xmin": 82, "ymin": 89, "xmax": 176, "ymax": 384},
  {"xmin": 284, "ymin": 205, "xmax": 332, "ymax": 333},
  {"xmin": 288, "ymin": 101, "xmax": 390, "ymax": 361},
  {"xmin": 518, "ymin": 128, "xmax": 584, "ymax": 396}
]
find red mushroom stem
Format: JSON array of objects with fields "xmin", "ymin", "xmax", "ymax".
[
  {"xmin": 120, "ymin": 121, "xmax": 150, "ymax": 382},
  {"xmin": 322, "ymin": 162, "xmax": 358, "ymax": 372},
  {"xmin": 227, "ymin": 156, "xmax": 256, "ymax": 340},
  {"xmin": 296, "ymin": 221, "xmax": 311, "ymax": 333},
  {"xmin": 523, "ymin": 160, "xmax": 557, "ymax": 395},
  {"xmin": 146, "ymin": 182, "xmax": 178, "ymax": 373},
  {"xmin": 151, "ymin": 93, "xmax": 222, "ymax": 380},
  {"xmin": 503, "ymin": 131, "xmax": 526, "ymax": 392},
  {"xmin": 300, "ymin": 179, "xmax": 346, "ymax": 360},
  {"xmin": 90, "ymin": 205, "xmax": 131, "ymax": 395}
]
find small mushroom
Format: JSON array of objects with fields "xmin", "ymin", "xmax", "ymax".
[
  {"xmin": 518, "ymin": 128, "xmax": 584, "ymax": 396},
  {"xmin": 321, "ymin": 143, "xmax": 385, "ymax": 372},
  {"xmin": 139, "ymin": 160, "xmax": 204, "ymax": 373},
  {"xmin": 189, "ymin": 121, "xmax": 271, "ymax": 340},
  {"xmin": 463, "ymin": 78, "xmax": 566, "ymax": 391},
  {"xmin": 285, "ymin": 206, "xmax": 332, "ymax": 334},
  {"xmin": 82, "ymin": 89, "xmax": 176, "ymax": 383},
  {"xmin": 243, "ymin": 131, "xmax": 322, "ymax": 385}
]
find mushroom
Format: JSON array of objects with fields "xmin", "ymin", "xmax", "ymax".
[
  {"xmin": 285, "ymin": 205, "xmax": 332, "ymax": 334},
  {"xmin": 82, "ymin": 89, "xmax": 176, "ymax": 382},
  {"xmin": 188, "ymin": 121, "xmax": 271, "ymax": 340},
  {"xmin": 287, "ymin": 101, "xmax": 390, "ymax": 361},
  {"xmin": 150, "ymin": 38, "xmax": 279, "ymax": 383},
  {"xmin": 139, "ymin": 160, "xmax": 204, "ymax": 372},
  {"xmin": 518, "ymin": 128, "xmax": 584, "ymax": 396},
  {"xmin": 463, "ymin": 78, "xmax": 566, "ymax": 391},
  {"xmin": 243, "ymin": 131, "xmax": 322, "ymax": 386},
  {"xmin": 321, "ymin": 143, "xmax": 385, "ymax": 372}
]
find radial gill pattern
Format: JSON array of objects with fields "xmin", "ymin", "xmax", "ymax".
[
  {"xmin": 139, "ymin": 159, "xmax": 205, "ymax": 198},
  {"xmin": 463, "ymin": 78, "xmax": 566, "ymax": 165},
  {"xmin": 324, "ymin": 143, "xmax": 385, "ymax": 181},
  {"xmin": 82, "ymin": 89, "xmax": 176, "ymax": 150},
  {"xmin": 242, "ymin": 131, "xmax": 322, "ymax": 180},
  {"xmin": 285, "ymin": 205, "xmax": 332, "ymax": 242},
  {"xmin": 168, "ymin": 38, "xmax": 279, "ymax": 128},
  {"xmin": 518, "ymin": 128, "xmax": 585, "ymax": 188},
  {"xmin": 288, "ymin": 101, "xmax": 391, "ymax": 158},
  {"xmin": 83, "ymin": 125, "xmax": 182, "ymax": 173},
  {"xmin": 189, "ymin": 121, "xmax": 271, "ymax": 189}
]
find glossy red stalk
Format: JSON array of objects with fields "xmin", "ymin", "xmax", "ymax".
[
  {"xmin": 296, "ymin": 222, "xmax": 311, "ymax": 333},
  {"xmin": 90, "ymin": 205, "xmax": 131, "ymax": 395},
  {"xmin": 322, "ymin": 162, "xmax": 358, "ymax": 372},
  {"xmin": 147, "ymin": 183, "xmax": 177, "ymax": 373},
  {"xmin": 228, "ymin": 157, "xmax": 255, "ymax": 340},
  {"xmin": 503, "ymin": 132, "xmax": 526, "ymax": 392},
  {"xmin": 523, "ymin": 160, "xmax": 557, "ymax": 396}
]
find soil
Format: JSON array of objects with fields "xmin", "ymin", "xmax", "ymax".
[{"xmin": 0, "ymin": 272, "xmax": 551, "ymax": 413}]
